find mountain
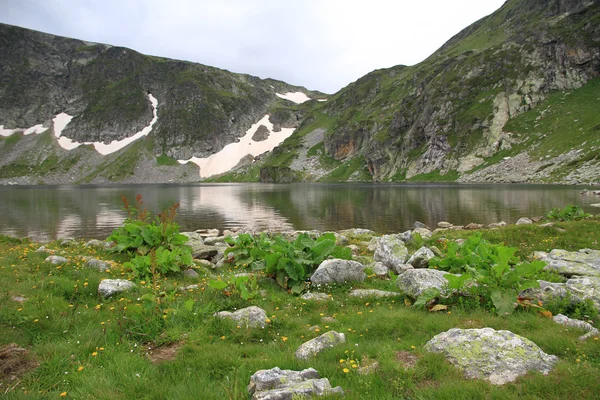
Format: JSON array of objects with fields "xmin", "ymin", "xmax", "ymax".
[
  {"xmin": 0, "ymin": 23, "xmax": 323, "ymax": 184},
  {"xmin": 254, "ymin": 0, "xmax": 600, "ymax": 184}
]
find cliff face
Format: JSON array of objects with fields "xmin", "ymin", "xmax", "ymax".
[{"xmin": 258, "ymin": 0, "xmax": 600, "ymax": 184}]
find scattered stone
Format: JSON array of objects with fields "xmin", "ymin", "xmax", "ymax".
[
  {"xmin": 371, "ymin": 262, "xmax": 390, "ymax": 277},
  {"xmin": 524, "ymin": 277, "xmax": 600, "ymax": 309},
  {"xmin": 84, "ymin": 239, "xmax": 105, "ymax": 248},
  {"xmin": 553, "ymin": 314, "xmax": 599, "ymax": 341},
  {"xmin": 449, "ymin": 225, "xmax": 465, "ymax": 230},
  {"xmin": 407, "ymin": 246, "xmax": 435, "ymax": 268},
  {"xmin": 86, "ymin": 258, "xmax": 111, "ymax": 271},
  {"xmin": 34, "ymin": 246, "xmax": 47, "ymax": 252},
  {"xmin": 11, "ymin": 295, "xmax": 27, "ymax": 303},
  {"xmin": 516, "ymin": 217, "xmax": 533, "ymax": 225},
  {"xmin": 45, "ymin": 255, "xmax": 68, "ymax": 265},
  {"xmin": 392, "ymin": 263, "xmax": 414, "ymax": 275},
  {"xmin": 194, "ymin": 259, "xmax": 216, "ymax": 269},
  {"xmin": 465, "ymin": 223, "xmax": 484, "ymax": 230},
  {"xmin": 367, "ymin": 237, "xmax": 378, "ymax": 252},
  {"xmin": 191, "ymin": 244, "xmax": 219, "ymax": 260},
  {"xmin": 413, "ymin": 221, "xmax": 430, "ymax": 230},
  {"xmin": 396, "ymin": 269, "xmax": 450, "ymax": 299},
  {"xmin": 308, "ymin": 325, "xmax": 321, "ymax": 332},
  {"xmin": 214, "ymin": 306, "xmax": 268, "ymax": 328},
  {"xmin": 204, "ymin": 236, "xmax": 227, "ymax": 246},
  {"xmin": 248, "ymin": 367, "xmax": 343, "ymax": 399},
  {"xmin": 424, "ymin": 328, "xmax": 559, "ymax": 385},
  {"xmin": 533, "ymin": 248, "xmax": 600, "ymax": 277},
  {"xmin": 295, "ymin": 331, "xmax": 346, "ymax": 360},
  {"xmin": 98, "ymin": 279, "xmax": 135, "ymax": 298},
  {"xmin": 374, "ymin": 235, "xmax": 408, "ymax": 270},
  {"xmin": 413, "ymin": 227, "xmax": 433, "ymax": 239},
  {"xmin": 437, "ymin": 221, "xmax": 453, "ymax": 228},
  {"xmin": 347, "ymin": 244, "xmax": 360, "ymax": 255},
  {"xmin": 340, "ymin": 228, "xmax": 376, "ymax": 237},
  {"xmin": 539, "ymin": 222, "xmax": 554, "ymax": 227},
  {"xmin": 591, "ymin": 203, "xmax": 600, "ymax": 208},
  {"xmin": 195, "ymin": 228, "xmax": 220, "ymax": 238},
  {"xmin": 349, "ymin": 289, "xmax": 401, "ymax": 298},
  {"xmin": 178, "ymin": 284, "xmax": 199, "ymax": 292},
  {"xmin": 310, "ymin": 259, "xmax": 367, "ymax": 285},
  {"xmin": 398, "ymin": 230, "xmax": 413, "ymax": 243},
  {"xmin": 59, "ymin": 238, "xmax": 77, "ymax": 247},
  {"xmin": 487, "ymin": 221, "xmax": 507, "ymax": 228},
  {"xmin": 429, "ymin": 245, "xmax": 444, "ymax": 257},
  {"xmin": 183, "ymin": 268, "xmax": 200, "ymax": 279},
  {"xmin": 301, "ymin": 292, "xmax": 331, "ymax": 301},
  {"xmin": 321, "ymin": 316, "xmax": 336, "ymax": 323},
  {"xmin": 531, "ymin": 216, "xmax": 544, "ymax": 222},
  {"xmin": 331, "ymin": 232, "xmax": 349, "ymax": 246}
]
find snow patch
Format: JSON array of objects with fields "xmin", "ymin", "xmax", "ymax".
[
  {"xmin": 0, "ymin": 123, "xmax": 47, "ymax": 137},
  {"xmin": 178, "ymin": 114, "xmax": 295, "ymax": 178},
  {"xmin": 317, "ymin": 99, "xmax": 328, "ymax": 102},
  {"xmin": 276, "ymin": 92, "xmax": 311, "ymax": 104}
]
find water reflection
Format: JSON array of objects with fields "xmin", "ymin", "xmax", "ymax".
[{"xmin": 0, "ymin": 183, "xmax": 596, "ymax": 240}]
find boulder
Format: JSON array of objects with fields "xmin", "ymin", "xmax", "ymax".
[
  {"xmin": 424, "ymin": 328, "xmax": 559, "ymax": 385},
  {"xmin": 214, "ymin": 306, "xmax": 268, "ymax": 328},
  {"xmin": 183, "ymin": 268, "xmax": 200, "ymax": 278},
  {"xmin": 533, "ymin": 248, "xmax": 600, "ymax": 277},
  {"xmin": 191, "ymin": 245, "xmax": 219, "ymax": 260},
  {"xmin": 465, "ymin": 223, "xmax": 484, "ymax": 230},
  {"xmin": 310, "ymin": 259, "xmax": 367, "ymax": 285},
  {"xmin": 553, "ymin": 314, "xmax": 599, "ymax": 341},
  {"xmin": 516, "ymin": 217, "xmax": 533, "ymax": 225},
  {"xmin": 371, "ymin": 262, "xmax": 390, "ymax": 277},
  {"xmin": 413, "ymin": 227, "xmax": 433, "ymax": 239},
  {"xmin": 295, "ymin": 331, "xmax": 346, "ymax": 360},
  {"xmin": 398, "ymin": 230, "xmax": 413, "ymax": 243},
  {"xmin": 98, "ymin": 279, "xmax": 135, "ymax": 298},
  {"xmin": 437, "ymin": 221, "xmax": 453, "ymax": 228},
  {"xmin": 84, "ymin": 239, "xmax": 105, "ymax": 248},
  {"xmin": 523, "ymin": 277, "xmax": 600, "ymax": 309},
  {"xmin": 392, "ymin": 263, "xmax": 414, "ymax": 275},
  {"xmin": 181, "ymin": 231, "xmax": 204, "ymax": 250},
  {"xmin": 86, "ymin": 259, "xmax": 111, "ymax": 271},
  {"xmin": 196, "ymin": 228, "xmax": 220, "ymax": 238},
  {"xmin": 340, "ymin": 228, "xmax": 376, "ymax": 237},
  {"xmin": 396, "ymin": 269, "xmax": 450, "ymax": 299},
  {"xmin": 301, "ymin": 292, "xmax": 331, "ymax": 301},
  {"xmin": 195, "ymin": 259, "xmax": 216, "ymax": 269},
  {"xmin": 374, "ymin": 235, "xmax": 408, "ymax": 269},
  {"xmin": 45, "ymin": 255, "xmax": 69, "ymax": 265},
  {"xmin": 407, "ymin": 246, "xmax": 435, "ymax": 268},
  {"xmin": 487, "ymin": 221, "xmax": 507, "ymax": 228},
  {"xmin": 413, "ymin": 221, "xmax": 430, "ymax": 230},
  {"xmin": 349, "ymin": 289, "xmax": 401, "ymax": 298},
  {"xmin": 248, "ymin": 367, "xmax": 343, "ymax": 399}
]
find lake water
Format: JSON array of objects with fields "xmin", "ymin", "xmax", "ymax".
[{"xmin": 0, "ymin": 183, "xmax": 597, "ymax": 241}]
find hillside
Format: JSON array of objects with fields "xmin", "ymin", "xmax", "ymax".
[{"xmin": 255, "ymin": 0, "xmax": 600, "ymax": 184}]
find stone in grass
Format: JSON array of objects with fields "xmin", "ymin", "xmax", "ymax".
[
  {"xmin": 45, "ymin": 255, "xmax": 69, "ymax": 265},
  {"xmin": 533, "ymin": 248, "xmax": 600, "ymax": 278},
  {"xmin": 371, "ymin": 262, "xmax": 390, "ymax": 277},
  {"xmin": 84, "ymin": 239, "xmax": 105, "ymax": 248},
  {"xmin": 214, "ymin": 306, "xmax": 268, "ymax": 328},
  {"xmin": 407, "ymin": 246, "xmax": 435, "ymax": 269},
  {"xmin": 516, "ymin": 217, "xmax": 533, "ymax": 225},
  {"xmin": 86, "ymin": 259, "xmax": 111, "ymax": 271},
  {"xmin": 437, "ymin": 221, "xmax": 453, "ymax": 228},
  {"xmin": 310, "ymin": 259, "xmax": 367, "ymax": 285},
  {"xmin": 248, "ymin": 367, "xmax": 343, "ymax": 400},
  {"xmin": 424, "ymin": 328, "xmax": 558, "ymax": 385},
  {"xmin": 374, "ymin": 235, "xmax": 408, "ymax": 269},
  {"xmin": 183, "ymin": 268, "xmax": 200, "ymax": 279},
  {"xmin": 553, "ymin": 314, "xmax": 599, "ymax": 341},
  {"xmin": 98, "ymin": 279, "xmax": 135, "ymax": 298},
  {"xmin": 413, "ymin": 227, "xmax": 433, "ymax": 239},
  {"xmin": 301, "ymin": 292, "xmax": 331, "ymax": 301},
  {"xmin": 349, "ymin": 289, "xmax": 401, "ymax": 298},
  {"xmin": 295, "ymin": 331, "xmax": 346, "ymax": 360},
  {"xmin": 396, "ymin": 269, "xmax": 450, "ymax": 299},
  {"xmin": 522, "ymin": 277, "xmax": 600, "ymax": 309}
]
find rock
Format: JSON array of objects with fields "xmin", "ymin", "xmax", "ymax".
[
  {"xmin": 367, "ymin": 237, "xmax": 378, "ymax": 252},
  {"xmin": 396, "ymin": 269, "xmax": 450, "ymax": 299},
  {"xmin": 195, "ymin": 228, "xmax": 220, "ymax": 238},
  {"xmin": 203, "ymin": 236, "xmax": 227, "ymax": 246},
  {"xmin": 295, "ymin": 331, "xmax": 346, "ymax": 360},
  {"xmin": 516, "ymin": 217, "xmax": 533, "ymax": 225},
  {"xmin": 374, "ymin": 235, "xmax": 408, "ymax": 270},
  {"xmin": 34, "ymin": 246, "xmax": 47, "ymax": 252},
  {"xmin": 340, "ymin": 228, "xmax": 376, "ymax": 237},
  {"xmin": 347, "ymin": 244, "xmax": 360, "ymax": 255},
  {"xmin": 178, "ymin": 284, "xmax": 199, "ymax": 292},
  {"xmin": 437, "ymin": 221, "xmax": 453, "ymax": 228},
  {"xmin": 449, "ymin": 225, "xmax": 465, "ymax": 230},
  {"xmin": 251, "ymin": 124, "xmax": 270, "ymax": 141},
  {"xmin": 487, "ymin": 221, "xmax": 507, "ymax": 228},
  {"xmin": 357, "ymin": 361, "xmax": 380, "ymax": 375},
  {"xmin": 465, "ymin": 223, "xmax": 484, "ymax": 230},
  {"xmin": 349, "ymin": 289, "xmax": 401, "ymax": 298},
  {"xmin": 310, "ymin": 259, "xmax": 367, "ymax": 285},
  {"xmin": 85, "ymin": 258, "xmax": 110, "ymax": 271},
  {"xmin": 539, "ymin": 222, "xmax": 554, "ymax": 227},
  {"xmin": 331, "ymin": 232, "xmax": 349, "ymax": 246},
  {"xmin": 194, "ymin": 259, "xmax": 216, "ymax": 269},
  {"xmin": 248, "ymin": 367, "xmax": 343, "ymax": 399},
  {"xmin": 407, "ymin": 246, "xmax": 435, "ymax": 268},
  {"xmin": 424, "ymin": 328, "xmax": 559, "ymax": 385},
  {"xmin": 181, "ymin": 231, "xmax": 204, "ymax": 252},
  {"xmin": 533, "ymin": 248, "xmax": 600, "ymax": 277},
  {"xmin": 392, "ymin": 263, "xmax": 414, "ymax": 275},
  {"xmin": 98, "ymin": 279, "xmax": 135, "ymax": 298},
  {"xmin": 591, "ymin": 203, "xmax": 600, "ymax": 208},
  {"xmin": 553, "ymin": 314, "xmax": 599, "ymax": 341},
  {"xmin": 214, "ymin": 306, "xmax": 268, "ymax": 328},
  {"xmin": 183, "ymin": 268, "xmax": 200, "ymax": 278},
  {"xmin": 11, "ymin": 295, "xmax": 27, "ymax": 302},
  {"xmin": 191, "ymin": 244, "xmax": 219, "ymax": 260},
  {"xmin": 45, "ymin": 255, "xmax": 68, "ymax": 265},
  {"xmin": 301, "ymin": 292, "xmax": 331, "ymax": 301},
  {"xmin": 371, "ymin": 262, "xmax": 390, "ymax": 277},
  {"xmin": 398, "ymin": 230, "xmax": 413, "ymax": 243},
  {"xmin": 527, "ymin": 277, "xmax": 600, "ymax": 309},
  {"xmin": 59, "ymin": 238, "xmax": 77, "ymax": 247},
  {"xmin": 84, "ymin": 239, "xmax": 105, "ymax": 248},
  {"xmin": 413, "ymin": 221, "xmax": 430, "ymax": 230},
  {"xmin": 413, "ymin": 227, "xmax": 433, "ymax": 239}
]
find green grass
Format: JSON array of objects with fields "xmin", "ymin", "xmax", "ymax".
[
  {"xmin": 155, "ymin": 154, "xmax": 179, "ymax": 166},
  {"xmin": 1, "ymin": 219, "xmax": 599, "ymax": 399},
  {"xmin": 319, "ymin": 157, "xmax": 371, "ymax": 182},
  {"xmin": 408, "ymin": 170, "xmax": 459, "ymax": 182}
]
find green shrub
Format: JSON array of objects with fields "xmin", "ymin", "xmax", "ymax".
[{"xmin": 544, "ymin": 204, "xmax": 591, "ymax": 222}]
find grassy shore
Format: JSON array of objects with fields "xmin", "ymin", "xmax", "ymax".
[{"xmin": 1, "ymin": 219, "xmax": 599, "ymax": 399}]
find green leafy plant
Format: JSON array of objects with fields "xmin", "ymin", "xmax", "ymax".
[
  {"xmin": 208, "ymin": 275, "xmax": 259, "ymax": 300},
  {"xmin": 224, "ymin": 232, "xmax": 352, "ymax": 293},
  {"xmin": 108, "ymin": 194, "xmax": 192, "ymax": 280},
  {"xmin": 544, "ymin": 204, "xmax": 591, "ymax": 222}
]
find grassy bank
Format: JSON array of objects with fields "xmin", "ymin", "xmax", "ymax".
[{"xmin": 1, "ymin": 220, "xmax": 599, "ymax": 399}]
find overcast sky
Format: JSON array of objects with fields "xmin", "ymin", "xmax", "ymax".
[{"xmin": 1, "ymin": 0, "xmax": 506, "ymax": 93}]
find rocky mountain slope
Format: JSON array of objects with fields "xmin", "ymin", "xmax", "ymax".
[
  {"xmin": 0, "ymin": 23, "xmax": 323, "ymax": 184},
  {"xmin": 255, "ymin": 0, "xmax": 600, "ymax": 184}
]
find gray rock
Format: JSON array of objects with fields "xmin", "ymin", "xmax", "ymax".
[
  {"xmin": 181, "ymin": 231, "xmax": 204, "ymax": 251},
  {"xmin": 413, "ymin": 227, "xmax": 433, "ymax": 239},
  {"xmin": 539, "ymin": 222, "xmax": 554, "ymax": 227},
  {"xmin": 533, "ymin": 248, "xmax": 600, "ymax": 277},
  {"xmin": 357, "ymin": 361, "xmax": 380, "ymax": 375},
  {"xmin": 196, "ymin": 228, "xmax": 220, "ymax": 238},
  {"xmin": 516, "ymin": 217, "xmax": 533, "ymax": 225},
  {"xmin": 194, "ymin": 259, "xmax": 216, "ymax": 269},
  {"xmin": 251, "ymin": 125, "xmax": 270, "ymax": 141},
  {"xmin": 392, "ymin": 263, "xmax": 414, "ymax": 275},
  {"xmin": 86, "ymin": 258, "xmax": 111, "ymax": 271},
  {"xmin": 407, "ymin": 246, "xmax": 435, "ymax": 268},
  {"xmin": 340, "ymin": 228, "xmax": 376, "ymax": 237},
  {"xmin": 45, "ymin": 255, "xmax": 69, "ymax": 265},
  {"xmin": 424, "ymin": 328, "xmax": 559, "ymax": 385},
  {"xmin": 524, "ymin": 277, "xmax": 600, "ymax": 309},
  {"xmin": 437, "ymin": 221, "xmax": 453, "ymax": 228},
  {"xmin": 396, "ymin": 269, "xmax": 450, "ymax": 299},
  {"xmin": 34, "ymin": 246, "xmax": 47, "ymax": 252},
  {"xmin": 59, "ymin": 238, "xmax": 77, "ymax": 247},
  {"xmin": 487, "ymin": 221, "xmax": 507, "ymax": 228},
  {"xmin": 398, "ymin": 230, "xmax": 413, "ymax": 243},
  {"xmin": 553, "ymin": 314, "xmax": 599, "ymax": 341},
  {"xmin": 248, "ymin": 367, "xmax": 343, "ymax": 400},
  {"xmin": 310, "ymin": 259, "xmax": 367, "ymax": 285},
  {"xmin": 295, "ymin": 331, "xmax": 346, "ymax": 360},
  {"xmin": 465, "ymin": 223, "xmax": 484, "ymax": 230},
  {"xmin": 374, "ymin": 235, "xmax": 408, "ymax": 269},
  {"xmin": 203, "ymin": 236, "xmax": 227, "ymax": 246},
  {"xmin": 191, "ymin": 244, "xmax": 219, "ymax": 260},
  {"xmin": 183, "ymin": 268, "xmax": 200, "ymax": 278},
  {"xmin": 367, "ymin": 237, "xmax": 378, "ymax": 252},
  {"xmin": 301, "ymin": 292, "xmax": 331, "ymax": 301},
  {"xmin": 214, "ymin": 306, "xmax": 268, "ymax": 328},
  {"xmin": 178, "ymin": 284, "xmax": 199, "ymax": 292},
  {"xmin": 347, "ymin": 244, "xmax": 360, "ymax": 255},
  {"xmin": 371, "ymin": 262, "xmax": 390, "ymax": 277},
  {"xmin": 98, "ymin": 279, "xmax": 135, "ymax": 298},
  {"xmin": 84, "ymin": 239, "xmax": 105, "ymax": 248},
  {"xmin": 349, "ymin": 289, "xmax": 401, "ymax": 298},
  {"xmin": 413, "ymin": 221, "xmax": 430, "ymax": 230}
]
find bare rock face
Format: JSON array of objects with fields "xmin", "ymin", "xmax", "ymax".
[
  {"xmin": 295, "ymin": 331, "xmax": 346, "ymax": 360},
  {"xmin": 248, "ymin": 367, "xmax": 343, "ymax": 399},
  {"xmin": 214, "ymin": 306, "xmax": 268, "ymax": 328},
  {"xmin": 424, "ymin": 328, "xmax": 559, "ymax": 385}
]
